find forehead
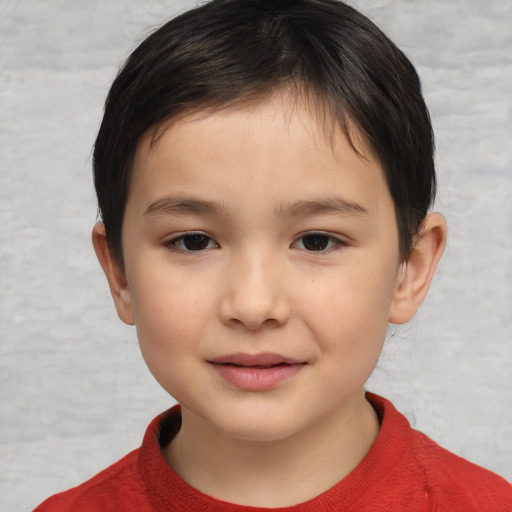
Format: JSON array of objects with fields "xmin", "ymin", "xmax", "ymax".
[
  {"xmin": 128, "ymin": 93, "xmax": 390, "ymax": 215},
  {"xmin": 145, "ymin": 89, "xmax": 375, "ymax": 164}
]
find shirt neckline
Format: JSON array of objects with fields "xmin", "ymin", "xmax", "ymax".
[{"xmin": 137, "ymin": 392, "xmax": 412, "ymax": 511}]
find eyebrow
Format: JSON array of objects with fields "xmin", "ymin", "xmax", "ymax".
[
  {"xmin": 275, "ymin": 196, "xmax": 369, "ymax": 218},
  {"xmin": 144, "ymin": 195, "xmax": 368, "ymax": 219},
  {"xmin": 144, "ymin": 197, "xmax": 231, "ymax": 217}
]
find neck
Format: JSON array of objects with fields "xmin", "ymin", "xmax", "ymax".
[{"xmin": 163, "ymin": 391, "xmax": 380, "ymax": 508}]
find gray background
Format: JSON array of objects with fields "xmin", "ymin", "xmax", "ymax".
[{"xmin": 1, "ymin": 0, "xmax": 511, "ymax": 509}]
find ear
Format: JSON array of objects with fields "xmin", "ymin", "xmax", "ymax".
[
  {"xmin": 388, "ymin": 213, "xmax": 447, "ymax": 324},
  {"xmin": 92, "ymin": 223, "xmax": 135, "ymax": 325}
]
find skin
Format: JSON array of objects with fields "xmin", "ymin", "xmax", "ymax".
[{"xmin": 93, "ymin": 93, "xmax": 446, "ymax": 507}]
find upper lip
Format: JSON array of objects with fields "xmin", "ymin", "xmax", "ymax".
[{"xmin": 209, "ymin": 352, "xmax": 304, "ymax": 367}]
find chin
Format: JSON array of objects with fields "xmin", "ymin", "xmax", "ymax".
[{"xmin": 212, "ymin": 415, "xmax": 301, "ymax": 443}]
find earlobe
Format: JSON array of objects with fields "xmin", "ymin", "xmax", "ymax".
[
  {"xmin": 388, "ymin": 213, "xmax": 447, "ymax": 324},
  {"xmin": 91, "ymin": 223, "xmax": 135, "ymax": 325}
]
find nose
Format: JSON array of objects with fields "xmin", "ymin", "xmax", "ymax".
[{"xmin": 219, "ymin": 250, "xmax": 291, "ymax": 331}]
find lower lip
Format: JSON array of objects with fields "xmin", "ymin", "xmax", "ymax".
[{"xmin": 211, "ymin": 363, "xmax": 305, "ymax": 391}]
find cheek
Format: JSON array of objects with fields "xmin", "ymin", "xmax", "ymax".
[
  {"xmin": 299, "ymin": 262, "xmax": 397, "ymax": 349},
  {"xmin": 129, "ymin": 272, "xmax": 213, "ymax": 358},
  {"xmin": 131, "ymin": 284, "xmax": 213, "ymax": 398}
]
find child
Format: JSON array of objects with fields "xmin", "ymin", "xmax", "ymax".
[{"xmin": 34, "ymin": 0, "xmax": 512, "ymax": 510}]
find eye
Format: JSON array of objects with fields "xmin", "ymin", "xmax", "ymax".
[
  {"xmin": 293, "ymin": 232, "xmax": 344, "ymax": 252},
  {"xmin": 168, "ymin": 233, "xmax": 218, "ymax": 252}
]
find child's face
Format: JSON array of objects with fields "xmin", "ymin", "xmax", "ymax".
[{"xmin": 109, "ymin": 94, "xmax": 409, "ymax": 442}]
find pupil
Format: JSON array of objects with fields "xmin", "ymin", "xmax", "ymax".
[
  {"xmin": 303, "ymin": 234, "xmax": 328, "ymax": 251},
  {"xmin": 184, "ymin": 234, "xmax": 209, "ymax": 250}
]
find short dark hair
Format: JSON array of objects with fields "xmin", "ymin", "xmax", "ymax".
[{"xmin": 94, "ymin": 0, "xmax": 436, "ymax": 264}]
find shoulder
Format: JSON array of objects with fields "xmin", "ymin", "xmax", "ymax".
[
  {"xmin": 368, "ymin": 393, "xmax": 512, "ymax": 511},
  {"xmin": 32, "ymin": 449, "xmax": 150, "ymax": 512},
  {"xmin": 410, "ymin": 429, "xmax": 512, "ymax": 510},
  {"xmin": 32, "ymin": 406, "xmax": 183, "ymax": 512}
]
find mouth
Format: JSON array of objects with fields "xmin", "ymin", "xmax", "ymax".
[
  {"xmin": 208, "ymin": 353, "xmax": 306, "ymax": 391},
  {"xmin": 220, "ymin": 363, "xmax": 292, "ymax": 369},
  {"xmin": 209, "ymin": 352, "xmax": 304, "ymax": 367}
]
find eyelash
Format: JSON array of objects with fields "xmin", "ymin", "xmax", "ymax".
[
  {"xmin": 292, "ymin": 232, "xmax": 346, "ymax": 252},
  {"xmin": 165, "ymin": 232, "xmax": 219, "ymax": 252},
  {"xmin": 165, "ymin": 231, "xmax": 347, "ymax": 253}
]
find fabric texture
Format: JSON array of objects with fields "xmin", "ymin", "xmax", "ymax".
[{"xmin": 33, "ymin": 394, "xmax": 512, "ymax": 511}]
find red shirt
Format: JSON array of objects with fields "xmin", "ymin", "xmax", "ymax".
[{"xmin": 33, "ymin": 394, "xmax": 512, "ymax": 511}]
